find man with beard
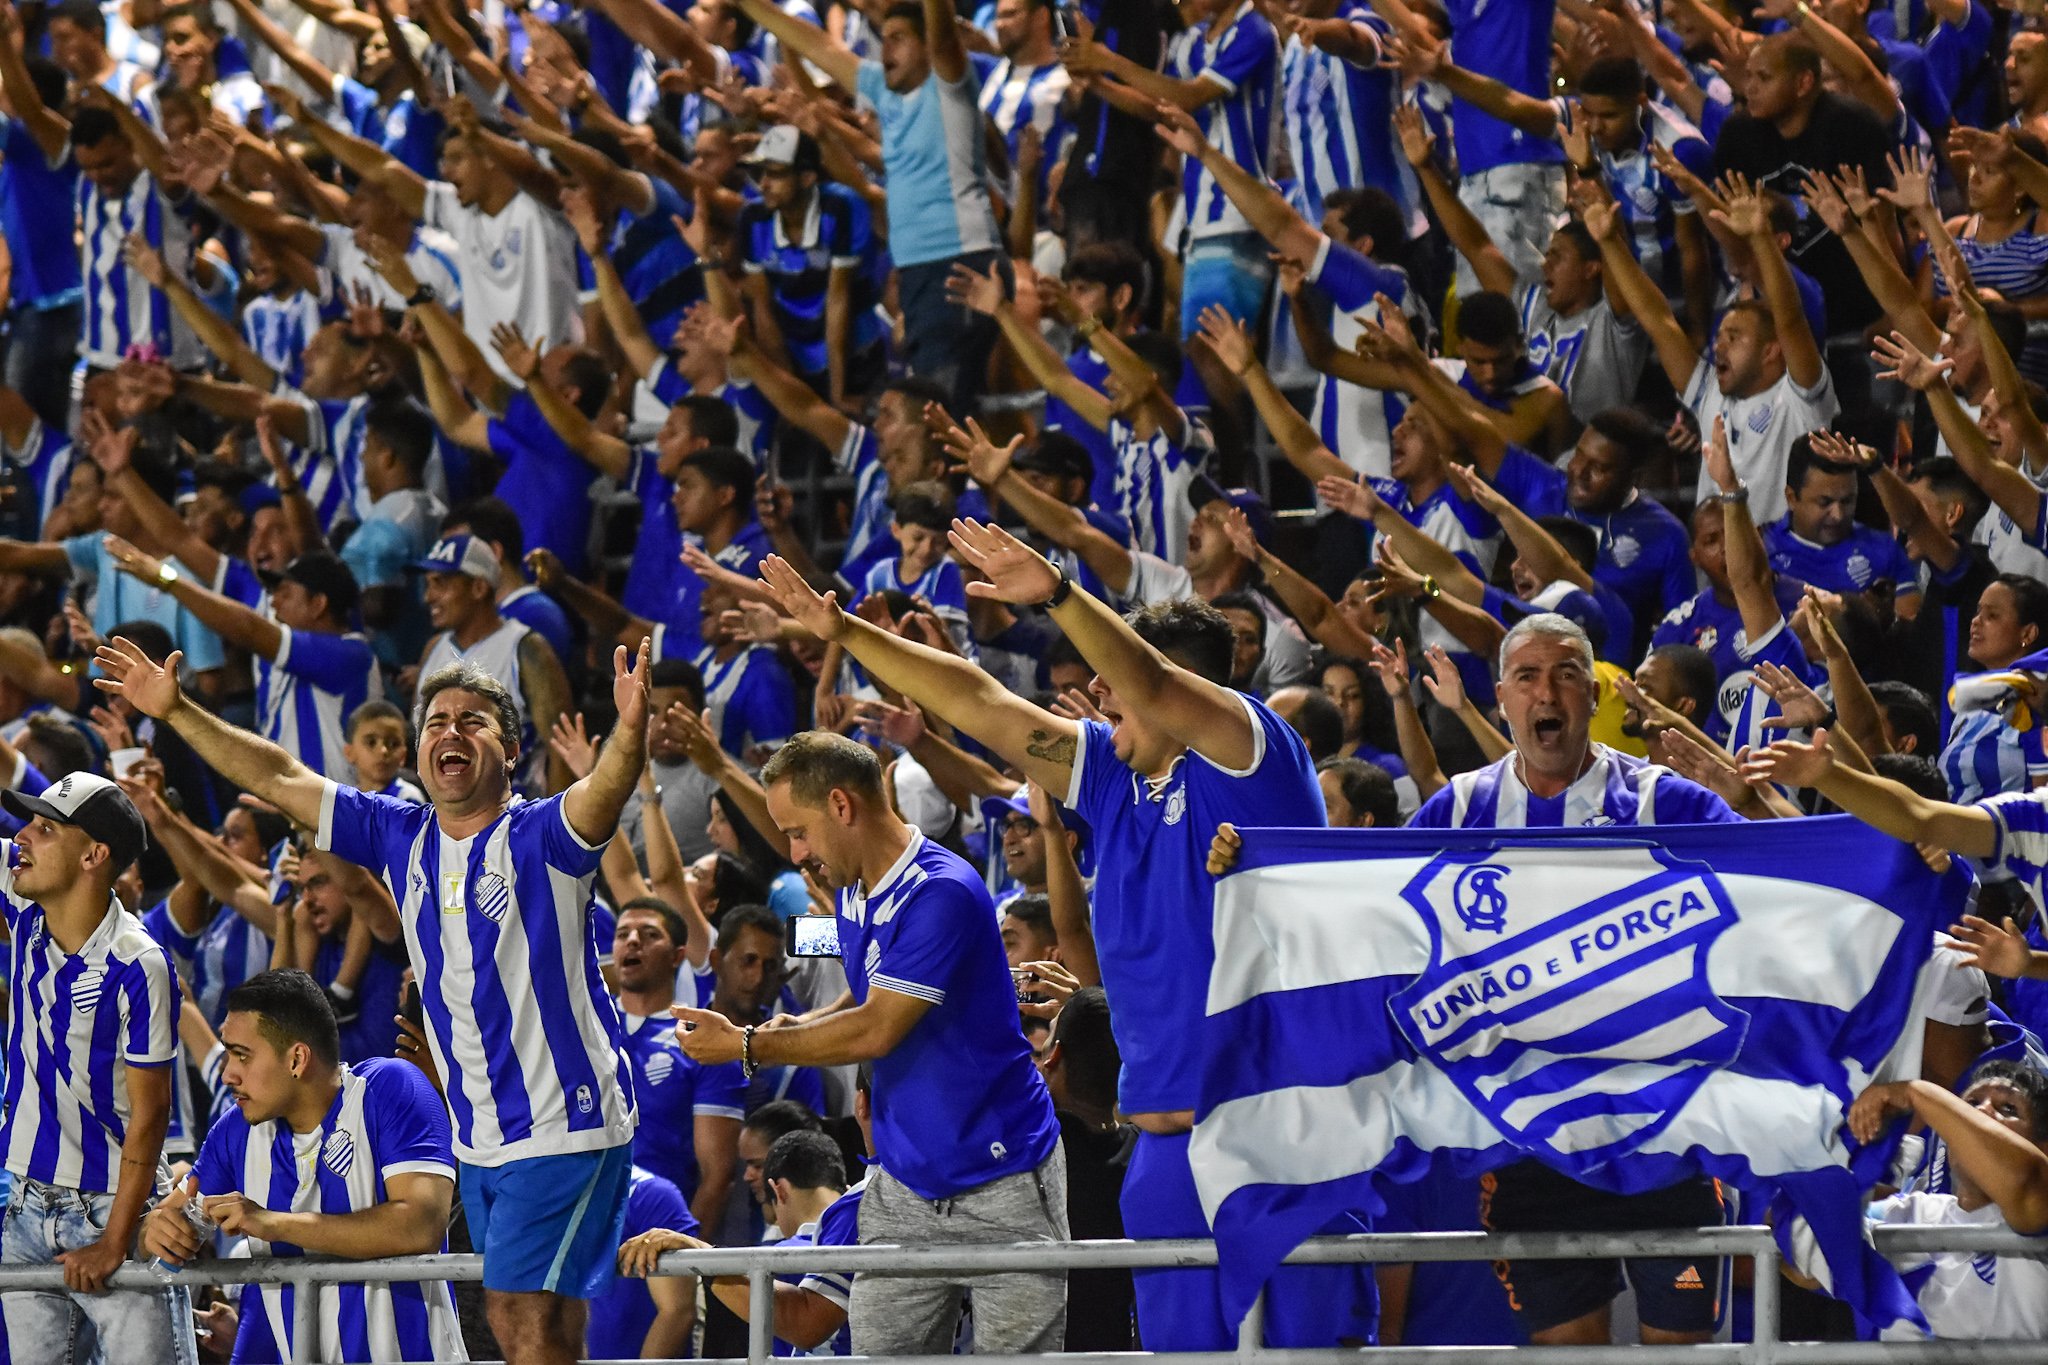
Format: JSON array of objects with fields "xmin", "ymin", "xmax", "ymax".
[
  {"xmin": 676, "ymin": 729, "xmax": 1066, "ymax": 1356},
  {"xmin": 94, "ymin": 635, "xmax": 653, "ymax": 1365}
]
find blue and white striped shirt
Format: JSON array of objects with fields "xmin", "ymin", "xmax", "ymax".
[
  {"xmin": 1940, "ymin": 686, "xmax": 2048, "ymax": 805},
  {"xmin": 78, "ymin": 167, "xmax": 195, "ymax": 368},
  {"xmin": 1280, "ymin": 6, "xmax": 1402, "ymax": 225},
  {"xmin": 2, "ymin": 866, "xmax": 179, "ymax": 1191},
  {"xmin": 976, "ymin": 58, "xmax": 1074, "ymax": 203},
  {"xmin": 1170, "ymin": 2, "xmax": 1278, "ymax": 243},
  {"xmin": 316, "ymin": 783, "xmax": 638, "ymax": 1166},
  {"xmin": 2, "ymin": 419, "xmax": 76, "ymax": 538},
  {"xmin": 243, "ymin": 289, "xmax": 324, "ymax": 390},
  {"xmin": 260, "ymin": 630, "xmax": 382, "ymax": 781},
  {"xmin": 1410, "ymin": 744, "xmax": 1741, "ymax": 828},
  {"xmin": 144, "ymin": 899, "xmax": 275, "ymax": 1031},
  {"xmin": 1556, "ymin": 97, "xmax": 1711, "ymax": 308},
  {"xmin": 194, "ymin": 1057, "xmax": 464, "ymax": 1362},
  {"xmin": 834, "ymin": 423, "xmax": 896, "ymax": 588},
  {"xmin": 1112, "ymin": 414, "xmax": 1210, "ymax": 564}
]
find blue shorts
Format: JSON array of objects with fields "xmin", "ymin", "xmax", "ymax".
[
  {"xmin": 1122, "ymin": 1130, "xmax": 1376, "ymax": 1350},
  {"xmin": 461, "ymin": 1145, "xmax": 633, "ymax": 1298},
  {"xmin": 1179, "ymin": 233, "xmax": 1274, "ymax": 342}
]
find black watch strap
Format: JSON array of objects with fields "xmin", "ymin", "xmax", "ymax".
[
  {"xmin": 1041, "ymin": 564, "xmax": 1074, "ymax": 611},
  {"xmin": 405, "ymin": 283, "xmax": 436, "ymax": 307}
]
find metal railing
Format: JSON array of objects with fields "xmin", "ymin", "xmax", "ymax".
[{"xmin": 3, "ymin": 1225, "xmax": 2041, "ymax": 1364}]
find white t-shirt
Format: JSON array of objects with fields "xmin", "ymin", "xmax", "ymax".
[
  {"xmin": 1868, "ymin": 1192, "xmax": 2048, "ymax": 1341},
  {"xmin": 1925, "ymin": 933, "xmax": 1992, "ymax": 1028},
  {"xmin": 317, "ymin": 223, "xmax": 463, "ymax": 315},
  {"xmin": 1685, "ymin": 358, "xmax": 1839, "ymax": 524},
  {"xmin": 422, "ymin": 182, "xmax": 583, "ymax": 381}
]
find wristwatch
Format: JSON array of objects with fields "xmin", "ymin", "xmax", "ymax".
[
  {"xmin": 1707, "ymin": 482, "xmax": 1750, "ymax": 506},
  {"xmin": 405, "ymin": 283, "xmax": 436, "ymax": 308},
  {"xmin": 1419, "ymin": 574, "xmax": 1441, "ymax": 601},
  {"xmin": 1040, "ymin": 563, "xmax": 1075, "ymax": 611},
  {"xmin": 156, "ymin": 562, "xmax": 180, "ymax": 587}
]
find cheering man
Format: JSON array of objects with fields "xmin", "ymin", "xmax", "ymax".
[{"xmin": 95, "ymin": 636, "xmax": 653, "ymax": 1365}]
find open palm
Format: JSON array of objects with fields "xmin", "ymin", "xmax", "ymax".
[
  {"xmin": 94, "ymin": 637, "xmax": 184, "ymax": 719},
  {"xmin": 950, "ymin": 520, "xmax": 1060, "ymax": 605}
]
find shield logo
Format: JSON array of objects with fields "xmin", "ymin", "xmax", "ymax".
[
  {"xmin": 643, "ymin": 1049, "xmax": 675, "ymax": 1085},
  {"xmin": 323, "ymin": 1130, "xmax": 356, "ymax": 1178},
  {"xmin": 69, "ymin": 967, "xmax": 105, "ymax": 1014},
  {"xmin": 1390, "ymin": 844, "xmax": 1749, "ymax": 1175},
  {"xmin": 474, "ymin": 872, "xmax": 510, "ymax": 924}
]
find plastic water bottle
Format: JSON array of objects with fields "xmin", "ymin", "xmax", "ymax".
[{"xmin": 149, "ymin": 1198, "xmax": 218, "ymax": 1281}]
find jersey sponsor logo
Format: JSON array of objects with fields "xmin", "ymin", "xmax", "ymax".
[
  {"xmin": 1392, "ymin": 845, "xmax": 1747, "ymax": 1162},
  {"xmin": 1718, "ymin": 669, "xmax": 1755, "ymax": 726},
  {"xmin": 323, "ymin": 1129, "xmax": 356, "ymax": 1178},
  {"xmin": 474, "ymin": 871, "xmax": 510, "ymax": 924}
]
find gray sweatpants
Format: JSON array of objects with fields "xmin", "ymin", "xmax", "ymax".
[{"xmin": 850, "ymin": 1149, "xmax": 1069, "ymax": 1355}]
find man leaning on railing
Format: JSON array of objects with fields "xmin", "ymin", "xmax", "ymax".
[{"xmin": 141, "ymin": 968, "xmax": 464, "ymax": 1362}]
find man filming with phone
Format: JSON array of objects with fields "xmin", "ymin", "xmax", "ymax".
[{"xmin": 675, "ymin": 730, "xmax": 1067, "ymax": 1356}]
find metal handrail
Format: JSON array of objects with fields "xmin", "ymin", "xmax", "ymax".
[{"xmin": 18, "ymin": 1225, "xmax": 2042, "ymax": 1364}]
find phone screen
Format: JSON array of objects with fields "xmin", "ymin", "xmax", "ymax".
[{"xmin": 786, "ymin": 915, "xmax": 843, "ymax": 958}]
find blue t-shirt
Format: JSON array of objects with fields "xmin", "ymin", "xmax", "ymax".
[
  {"xmin": 1046, "ymin": 347, "xmax": 1120, "ymax": 513},
  {"xmin": 315, "ymin": 928, "xmax": 407, "ymax": 1066},
  {"xmin": 486, "ymin": 392, "xmax": 600, "ymax": 576},
  {"xmin": 854, "ymin": 60, "xmax": 1000, "ymax": 266},
  {"xmin": 692, "ymin": 644, "xmax": 798, "ymax": 759},
  {"xmin": 585, "ymin": 1167, "xmax": 699, "ymax": 1362},
  {"xmin": 1571, "ymin": 493, "xmax": 1696, "ymax": 639},
  {"xmin": 0, "ymin": 118, "xmax": 81, "ymax": 309},
  {"xmin": 1064, "ymin": 695, "xmax": 1325, "ymax": 1112},
  {"xmin": 668, "ymin": 523, "xmax": 774, "ymax": 649},
  {"xmin": 605, "ymin": 176, "xmax": 703, "ymax": 352},
  {"xmin": 500, "ymin": 584, "xmax": 576, "ymax": 666},
  {"xmin": 835, "ymin": 831, "xmax": 1059, "ymax": 1198},
  {"xmin": 1650, "ymin": 577, "xmax": 1809, "ymax": 701},
  {"xmin": 1762, "ymin": 518, "xmax": 1918, "ymax": 602},
  {"xmin": 1444, "ymin": 0, "xmax": 1564, "ymax": 175},
  {"xmin": 618, "ymin": 1010, "xmax": 745, "ymax": 1199}
]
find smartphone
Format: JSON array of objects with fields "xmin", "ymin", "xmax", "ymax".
[
  {"xmin": 401, "ymin": 980, "xmax": 424, "ymax": 1029},
  {"xmin": 1051, "ymin": 2, "xmax": 1079, "ymax": 42},
  {"xmin": 786, "ymin": 914, "xmax": 842, "ymax": 958},
  {"xmin": 1011, "ymin": 967, "xmax": 1036, "ymax": 1002}
]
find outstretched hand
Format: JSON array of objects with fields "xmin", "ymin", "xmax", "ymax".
[
  {"xmin": 93, "ymin": 637, "xmax": 185, "ymax": 719},
  {"xmin": 949, "ymin": 520, "xmax": 1060, "ymax": 606},
  {"xmin": 758, "ymin": 555, "xmax": 849, "ymax": 641}
]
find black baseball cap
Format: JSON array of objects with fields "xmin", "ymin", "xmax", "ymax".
[
  {"xmin": 3, "ymin": 772, "xmax": 147, "ymax": 876},
  {"xmin": 1189, "ymin": 473, "xmax": 1276, "ymax": 548}
]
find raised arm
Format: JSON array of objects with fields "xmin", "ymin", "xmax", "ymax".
[
  {"xmin": 561, "ymin": 642, "xmax": 652, "ymax": 842},
  {"xmin": 103, "ymin": 536, "xmax": 284, "ymax": 657},
  {"xmin": 948, "ymin": 264, "xmax": 1116, "ymax": 430},
  {"xmin": 94, "ymin": 638, "xmax": 329, "ymax": 828},
  {"xmin": 1585, "ymin": 192, "xmax": 1699, "ymax": 393},
  {"xmin": 1874, "ymin": 330, "xmax": 2044, "ymax": 535},
  {"xmin": 1393, "ymin": 106, "xmax": 1518, "ymax": 298},
  {"xmin": 221, "ymin": 0, "xmax": 340, "ymax": 100},
  {"xmin": 733, "ymin": 0, "xmax": 860, "ymax": 91},
  {"xmin": 1153, "ymin": 102, "xmax": 1321, "ymax": 264},
  {"xmin": 1197, "ymin": 307, "xmax": 1353, "ymax": 484},
  {"xmin": 1213, "ymin": 505, "xmax": 1378, "ymax": 659},
  {"xmin": 952, "ymin": 521, "xmax": 1268, "ymax": 772},
  {"xmin": 1717, "ymin": 180, "xmax": 1823, "ymax": 390},
  {"xmin": 940, "ymin": 420, "xmax": 1137, "ymax": 594},
  {"xmin": 758, "ymin": 556, "xmax": 1081, "ymax": 791},
  {"xmin": 1391, "ymin": 27, "xmax": 1556, "ymax": 138},
  {"xmin": 1701, "ymin": 415, "xmax": 1783, "ymax": 646},
  {"xmin": 587, "ymin": 0, "xmax": 727, "ymax": 88},
  {"xmin": 1444, "ymin": 464, "xmax": 1590, "ymax": 590},
  {"xmin": 1764, "ymin": 0, "xmax": 1897, "ymax": 120},
  {"xmin": 923, "ymin": 0, "xmax": 966, "ymax": 81},
  {"xmin": 1063, "ymin": 25, "xmax": 1230, "ymax": 112},
  {"xmin": 124, "ymin": 236, "xmax": 277, "ymax": 390},
  {"xmin": 491, "ymin": 325, "xmax": 632, "ymax": 480},
  {"xmin": 0, "ymin": 0, "xmax": 68, "ymax": 160}
]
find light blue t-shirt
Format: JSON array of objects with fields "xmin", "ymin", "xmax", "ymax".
[
  {"xmin": 64, "ymin": 534, "xmax": 227, "ymax": 672},
  {"xmin": 855, "ymin": 59, "xmax": 1000, "ymax": 266}
]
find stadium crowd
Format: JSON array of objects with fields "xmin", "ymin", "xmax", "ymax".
[{"xmin": 4, "ymin": 0, "xmax": 2048, "ymax": 1357}]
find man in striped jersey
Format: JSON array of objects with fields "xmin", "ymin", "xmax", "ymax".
[
  {"xmin": 1273, "ymin": 0, "xmax": 1403, "ymax": 226},
  {"xmin": 96, "ymin": 634, "xmax": 653, "ymax": 1365},
  {"xmin": 0, "ymin": 771, "xmax": 189, "ymax": 1363},
  {"xmin": 979, "ymin": 0, "xmax": 1073, "ymax": 206},
  {"xmin": 142, "ymin": 969, "xmax": 463, "ymax": 1362},
  {"xmin": 1408, "ymin": 614, "xmax": 1755, "ymax": 1348}
]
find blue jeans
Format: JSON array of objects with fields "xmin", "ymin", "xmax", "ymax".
[
  {"xmin": 2, "ymin": 1178, "xmax": 195, "ymax": 1365},
  {"xmin": 896, "ymin": 249, "xmax": 1008, "ymax": 413},
  {"xmin": 1179, "ymin": 233, "xmax": 1274, "ymax": 342},
  {"xmin": 2, "ymin": 301, "xmax": 80, "ymax": 433}
]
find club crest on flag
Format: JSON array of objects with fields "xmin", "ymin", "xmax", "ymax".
[{"xmin": 1391, "ymin": 845, "xmax": 1749, "ymax": 1167}]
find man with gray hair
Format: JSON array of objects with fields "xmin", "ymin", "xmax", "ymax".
[
  {"xmin": 676, "ymin": 729, "xmax": 1068, "ymax": 1358},
  {"xmin": 1406, "ymin": 611, "xmax": 1746, "ymax": 1348},
  {"xmin": 93, "ymin": 633, "xmax": 655, "ymax": 1365}
]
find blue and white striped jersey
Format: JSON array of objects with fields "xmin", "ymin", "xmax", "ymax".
[
  {"xmin": 1170, "ymin": 2, "xmax": 1278, "ymax": 243},
  {"xmin": 278, "ymin": 392, "xmax": 361, "ymax": 534},
  {"xmin": 1280, "ymin": 6, "xmax": 1403, "ymax": 225},
  {"xmin": 976, "ymin": 59, "xmax": 1074, "ymax": 203},
  {"xmin": 78, "ymin": 167, "xmax": 196, "ymax": 369},
  {"xmin": 833, "ymin": 423, "xmax": 896, "ymax": 588},
  {"xmin": 2, "ymin": 866, "xmax": 178, "ymax": 1191},
  {"xmin": 860, "ymin": 556, "xmax": 972, "ymax": 649},
  {"xmin": 316, "ymin": 783, "xmax": 638, "ymax": 1166},
  {"xmin": 1409, "ymin": 744, "xmax": 1741, "ymax": 828},
  {"xmin": 1305, "ymin": 235, "xmax": 1415, "ymax": 480},
  {"xmin": 243, "ymin": 289, "xmax": 324, "ymax": 390},
  {"xmin": 1554, "ymin": 97, "xmax": 1711, "ymax": 308},
  {"xmin": 259, "ymin": 629, "xmax": 382, "ymax": 782},
  {"xmin": 1940, "ymin": 677, "xmax": 2048, "ymax": 805},
  {"xmin": 695, "ymin": 644, "xmax": 798, "ymax": 760},
  {"xmin": 1714, "ymin": 617, "xmax": 1825, "ymax": 754},
  {"xmin": 1111, "ymin": 414, "xmax": 1210, "ymax": 564},
  {"xmin": 144, "ymin": 899, "xmax": 274, "ymax": 1031},
  {"xmin": 194, "ymin": 1057, "xmax": 465, "ymax": 1362}
]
